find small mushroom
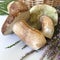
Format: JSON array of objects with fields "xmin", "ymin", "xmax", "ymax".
[
  {"xmin": 1, "ymin": 1, "xmax": 30, "ymax": 35},
  {"xmin": 29, "ymin": 4, "xmax": 58, "ymax": 29},
  {"xmin": 40, "ymin": 16, "xmax": 54, "ymax": 38},
  {"xmin": 12, "ymin": 20, "xmax": 46, "ymax": 50}
]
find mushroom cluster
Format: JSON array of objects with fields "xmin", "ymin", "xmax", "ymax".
[{"xmin": 1, "ymin": 1, "xmax": 58, "ymax": 50}]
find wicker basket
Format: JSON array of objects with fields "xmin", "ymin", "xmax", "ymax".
[
  {"xmin": 18, "ymin": 0, "xmax": 60, "ymax": 9},
  {"xmin": 44, "ymin": 0, "xmax": 60, "ymax": 7}
]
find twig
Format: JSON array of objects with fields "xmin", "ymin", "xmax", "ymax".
[
  {"xmin": 6, "ymin": 40, "xmax": 21, "ymax": 48},
  {"xmin": 22, "ymin": 45, "xmax": 27, "ymax": 49},
  {"xmin": 20, "ymin": 50, "xmax": 36, "ymax": 60}
]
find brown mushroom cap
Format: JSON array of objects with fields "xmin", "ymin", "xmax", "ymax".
[
  {"xmin": 7, "ymin": 1, "xmax": 28, "ymax": 16},
  {"xmin": 1, "ymin": 1, "xmax": 30, "ymax": 35}
]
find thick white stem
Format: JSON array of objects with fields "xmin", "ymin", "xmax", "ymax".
[{"xmin": 13, "ymin": 20, "xmax": 46, "ymax": 50}]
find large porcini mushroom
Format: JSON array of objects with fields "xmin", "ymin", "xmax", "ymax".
[
  {"xmin": 2, "ymin": 15, "xmax": 46, "ymax": 50},
  {"xmin": 1, "ymin": 1, "xmax": 30, "ymax": 35},
  {"xmin": 1, "ymin": 1, "xmax": 46, "ymax": 50}
]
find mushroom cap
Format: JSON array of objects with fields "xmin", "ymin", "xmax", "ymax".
[
  {"xmin": 7, "ymin": 1, "xmax": 28, "ymax": 16},
  {"xmin": 29, "ymin": 4, "xmax": 58, "ymax": 27}
]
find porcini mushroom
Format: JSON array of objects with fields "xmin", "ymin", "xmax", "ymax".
[
  {"xmin": 1, "ymin": 1, "xmax": 30, "ymax": 35},
  {"xmin": 12, "ymin": 20, "xmax": 46, "ymax": 50},
  {"xmin": 29, "ymin": 4, "xmax": 58, "ymax": 29},
  {"xmin": 2, "ymin": 16, "xmax": 46, "ymax": 50},
  {"xmin": 1, "ymin": 1, "xmax": 46, "ymax": 50},
  {"xmin": 40, "ymin": 16, "xmax": 54, "ymax": 38}
]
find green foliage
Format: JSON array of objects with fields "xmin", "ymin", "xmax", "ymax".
[{"xmin": 0, "ymin": 0, "xmax": 14, "ymax": 15}]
